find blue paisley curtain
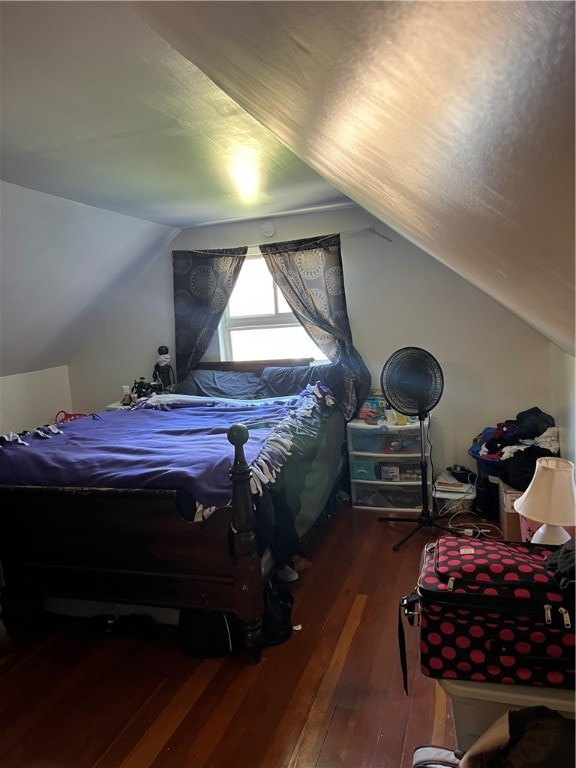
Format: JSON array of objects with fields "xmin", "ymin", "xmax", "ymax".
[
  {"xmin": 172, "ymin": 248, "xmax": 247, "ymax": 381},
  {"xmin": 259, "ymin": 234, "xmax": 370, "ymax": 419}
]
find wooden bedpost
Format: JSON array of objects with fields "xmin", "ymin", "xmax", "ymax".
[{"xmin": 227, "ymin": 424, "xmax": 263, "ymax": 663}]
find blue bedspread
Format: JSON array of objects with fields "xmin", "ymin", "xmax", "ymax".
[{"xmin": 0, "ymin": 387, "xmax": 333, "ymax": 519}]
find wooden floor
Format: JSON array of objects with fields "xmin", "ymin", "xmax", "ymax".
[{"xmin": 0, "ymin": 507, "xmax": 455, "ymax": 768}]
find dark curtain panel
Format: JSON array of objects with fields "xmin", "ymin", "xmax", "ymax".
[
  {"xmin": 172, "ymin": 248, "xmax": 247, "ymax": 381},
  {"xmin": 259, "ymin": 234, "xmax": 371, "ymax": 419}
]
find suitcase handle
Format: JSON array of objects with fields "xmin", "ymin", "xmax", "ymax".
[
  {"xmin": 401, "ymin": 591, "xmax": 421, "ymax": 627},
  {"xmin": 399, "ymin": 591, "xmax": 421, "ymax": 695}
]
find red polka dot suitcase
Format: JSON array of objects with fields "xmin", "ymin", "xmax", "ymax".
[{"xmin": 416, "ymin": 535, "xmax": 575, "ymax": 689}]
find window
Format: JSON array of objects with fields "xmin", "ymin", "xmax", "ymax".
[{"xmin": 218, "ymin": 249, "xmax": 326, "ymax": 361}]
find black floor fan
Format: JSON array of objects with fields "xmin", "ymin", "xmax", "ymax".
[{"xmin": 378, "ymin": 347, "xmax": 449, "ymax": 551}]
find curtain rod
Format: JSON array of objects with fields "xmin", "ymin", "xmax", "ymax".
[
  {"xmin": 253, "ymin": 228, "xmax": 392, "ymax": 257},
  {"xmin": 175, "ymin": 226, "xmax": 393, "ymax": 257},
  {"xmin": 342, "ymin": 226, "xmax": 393, "ymax": 242},
  {"xmin": 259, "ymin": 227, "xmax": 393, "ymax": 247}
]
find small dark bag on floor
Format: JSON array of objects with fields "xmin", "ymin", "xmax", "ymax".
[
  {"xmin": 178, "ymin": 580, "xmax": 294, "ymax": 655},
  {"xmin": 177, "ymin": 609, "xmax": 240, "ymax": 657}
]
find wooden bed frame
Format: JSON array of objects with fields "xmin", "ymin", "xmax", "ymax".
[
  {"xmin": 0, "ymin": 358, "xmax": 314, "ymax": 662},
  {"xmin": 0, "ymin": 425, "xmax": 267, "ymax": 660}
]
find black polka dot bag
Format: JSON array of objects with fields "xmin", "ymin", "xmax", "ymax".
[{"xmin": 414, "ymin": 535, "xmax": 575, "ymax": 689}]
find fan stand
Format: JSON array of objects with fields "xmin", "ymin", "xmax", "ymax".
[{"xmin": 378, "ymin": 411, "xmax": 450, "ymax": 551}]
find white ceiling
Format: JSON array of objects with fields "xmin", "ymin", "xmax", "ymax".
[
  {"xmin": 0, "ymin": 1, "xmax": 351, "ymax": 227},
  {"xmin": 1, "ymin": 1, "xmax": 574, "ymax": 354}
]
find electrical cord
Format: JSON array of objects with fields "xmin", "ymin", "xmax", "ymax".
[
  {"xmin": 435, "ymin": 475, "xmax": 477, "ymax": 517},
  {"xmin": 433, "ymin": 470, "xmax": 504, "ymax": 539},
  {"xmin": 424, "ymin": 427, "xmax": 504, "ymax": 540},
  {"xmin": 427, "ymin": 420, "xmax": 435, "ymax": 487},
  {"xmin": 445, "ymin": 509, "xmax": 503, "ymax": 539}
]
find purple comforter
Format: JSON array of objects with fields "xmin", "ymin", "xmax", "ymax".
[{"xmin": 0, "ymin": 398, "xmax": 306, "ymax": 511}]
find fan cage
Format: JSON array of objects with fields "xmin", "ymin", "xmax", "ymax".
[{"xmin": 380, "ymin": 347, "xmax": 444, "ymax": 417}]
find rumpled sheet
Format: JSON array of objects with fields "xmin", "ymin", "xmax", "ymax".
[{"xmin": 0, "ymin": 385, "xmax": 334, "ymax": 522}]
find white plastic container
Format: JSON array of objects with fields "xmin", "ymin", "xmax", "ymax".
[
  {"xmin": 433, "ymin": 487, "xmax": 476, "ymax": 515},
  {"xmin": 438, "ymin": 678, "xmax": 575, "ymax": 750}
]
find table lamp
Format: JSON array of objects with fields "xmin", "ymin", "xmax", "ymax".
[{"xmin": 513, "ymin": 457, "xmax": 576, "ymax": 544}]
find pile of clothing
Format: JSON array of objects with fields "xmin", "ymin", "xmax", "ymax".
[{"xmin": 468, "ymin": 406, "xmax": 559, "ymax": 491}]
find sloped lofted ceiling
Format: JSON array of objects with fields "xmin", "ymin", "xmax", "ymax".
[
  {"xmin": 0, "ymin": 1, "xmax": 350, "ymax": 227},
  {"xmin": 136, "ymin": 1, "xmax": 575, "ymax": 355},
  {"xmin": 1, "ymin": 2, "xmax": 574, "ymax": 357},
  {"xmin": 0, "ymin": 1, "xmax": 352, "ymax": 376}
]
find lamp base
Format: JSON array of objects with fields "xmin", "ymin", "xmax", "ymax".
[{"xmin": 530, "ymin": 524, "xmax": 571, "ymax": 545}]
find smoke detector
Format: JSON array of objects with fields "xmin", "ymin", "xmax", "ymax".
[{"xmin": 261, "ymin": 221, "xmax": 275, "ymax": 237}]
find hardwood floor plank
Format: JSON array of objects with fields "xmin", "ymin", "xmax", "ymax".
[
  {"xmin": 257, "ymin": 511, "xmax": 399, "ymax": 768},
  {"xmin": 93, "ymin": 643, "xmax": 211, "ymax": 768},
  {"xmin": 0, "ymin": 508, "xmax": 456, "ymax": 768},
  {"xmin": 118, "ymin": 658, "xmax": 224, "ymax": 768},
  {"xmin": 431, "ymin": 682, "xmax": 449, "ymax": 744},
  {"xmin": 95, "ymin": 677, "xmax": 170, "ymax": 768},
  {"xmin": 343, "ymin": 525, "xmax": 426, "ymax": 768},
  {"xmin": 169, "ymin": 661, "xmax": 262, "ymax": 768},
  {"xmin": 287, "ymin": 594, "xmax": 367, "ymax": 768},
  {"xmin": 0, "ymin": 629, "xmax": 128, "ymax": 765}
]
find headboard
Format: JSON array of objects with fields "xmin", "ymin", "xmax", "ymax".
[
  {"xmin": 194, "ymin": 358, "xmax": 314, "ymax": 373},
  {"xmin": 174, "ymin": 358, "xmax": 345, "ymax": 403}
]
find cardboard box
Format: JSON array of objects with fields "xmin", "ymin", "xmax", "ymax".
[{"xmin": 491, "ymin": 477, "xmax": 522, "ymax": 541}]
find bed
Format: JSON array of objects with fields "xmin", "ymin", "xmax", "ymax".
[{"xmin": 0, "ymin": 359, "xmax": 348, "ymax": 661}]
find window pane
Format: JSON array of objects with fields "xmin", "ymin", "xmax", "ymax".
[
  {"xmin": 230, "ymin": 327, "xmax": 327, "ymax": 361},
  {"xmin": 276, "ymin": 287, "xmax": 292, "ymax": 313},
  {"xmin": 228, "ymin": 258, "xmax": 274, "ymax": 316}
]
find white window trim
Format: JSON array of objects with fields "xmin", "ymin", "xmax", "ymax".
[{"xmin": 218, "ymin": 248, "xmax": 317, "ymax": 362}]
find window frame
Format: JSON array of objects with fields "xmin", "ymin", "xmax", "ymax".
[{"xmin": 218, "ymin": 249, "xmax": 322, "ymax": 362}]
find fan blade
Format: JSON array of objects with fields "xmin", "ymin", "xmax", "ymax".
[{"xmin": 380, "ymin": 347, "xmax": 444, "ymax": 416}]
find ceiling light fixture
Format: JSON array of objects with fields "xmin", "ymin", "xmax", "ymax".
[{"xmin": 230, "ymin": 148, "xmax": 259, "ymax": 203}]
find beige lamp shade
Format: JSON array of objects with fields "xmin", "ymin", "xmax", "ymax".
[{"xmin": 513, "ymin": 457, "xmax": 576, "ymax": 545}]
